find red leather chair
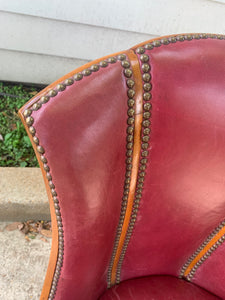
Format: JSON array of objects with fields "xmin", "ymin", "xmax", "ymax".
[{"xmin": 19, "ymin": 33, "xmax": 225, "ymax": 300}]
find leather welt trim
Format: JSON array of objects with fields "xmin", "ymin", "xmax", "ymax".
[
  {"xmin": 108, "ymin": 49, "xmax": 149, "ymax": 287},
  {"xmin": 180, "ymin": 220, "xmax": 225, "ymax": 281}
]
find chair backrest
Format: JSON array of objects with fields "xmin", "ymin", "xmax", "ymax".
[{"xmin": 19, "ymin": 33, "xmax": 225, "ymax": 300}]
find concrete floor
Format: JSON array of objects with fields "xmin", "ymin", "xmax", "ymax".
[
  {"xmin": 0, "ymin": 168, "xmax": 50, "ymax": 221},
  {"xmin": 0, "ymin": 222, "xmax": 51, "ymax": 300}
]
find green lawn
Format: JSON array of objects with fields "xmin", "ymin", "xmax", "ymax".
[{"xmin": 0, "ymin": 82, "xmax": 44, "ymax": 167}]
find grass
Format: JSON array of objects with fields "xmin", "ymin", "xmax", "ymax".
[{"xmin": 0, "ymin": 82, "xmax": 44, "ymax": 167}]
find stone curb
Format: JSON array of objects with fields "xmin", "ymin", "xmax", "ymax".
[{"xmin": 0, "ymin": 167, "xmax": 50, "ymax": 221}]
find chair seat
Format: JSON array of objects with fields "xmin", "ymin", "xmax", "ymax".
[{"xmin": 100, "ymin": 275, "xmax": 220, "ymax": 300}]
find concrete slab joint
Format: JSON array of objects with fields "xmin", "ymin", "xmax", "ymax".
[{"xmin": 0, "ymin": 167, "xmax": 50, "ymax": 221}]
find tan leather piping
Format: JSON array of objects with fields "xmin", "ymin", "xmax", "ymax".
[
  {"xmin": 184, "ymin": 226, "xmax": 225, "ymax": 277},
  {"xmin": 110, "ymin": 49, "xmax": 143, "ymax": 285},
  {"xmin": 18, "ymin": 48, "xmax": 131, "ymax": 300}
]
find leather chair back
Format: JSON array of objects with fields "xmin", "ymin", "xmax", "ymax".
[{"xmin": 19, "ymin": 33, "xmax": 225, "ymax": 300}]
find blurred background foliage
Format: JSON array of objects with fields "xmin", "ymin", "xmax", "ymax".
[{"xmin": 0, "ymin": 82, "xmax": 42, "ymax": 167}]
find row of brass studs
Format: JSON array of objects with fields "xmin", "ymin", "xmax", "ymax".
[
  {"xmin": 24, "ymin": 59, "xmax": 120, "ymax": 117},
  {"xmin": 180, "ymin": 219, "xmax": 225, "ymax": 281},
  {"xmin": 114, "ymin": 52, "xmax": 152, "ymax": 285},
  {"xmin": 107, "ymin": 54, "xmax": 136, "ymax": 287},
  {"xmin": 23, "ymin": 55, "xmax": 124, "ymax": 300},
  {"xmin": 135, "ymin": 33, "xmax": 225, "ymax": 55}
]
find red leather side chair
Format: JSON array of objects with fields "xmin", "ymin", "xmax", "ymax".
[{"xmin": 19, "ymin": 33, "xmax": 225, "ymax": 300}]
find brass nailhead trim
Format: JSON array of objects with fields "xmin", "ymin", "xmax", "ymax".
[
  {"xmin": 23, "ymin": 55, "xmax": 122, "ymax": 300},
  {"xmin": 107, "ymin": 57, "xmax": 117, "ymax": 64},
  {"xmin": 90, "ymin": 64, "xmax": 99, "ymax": 72},
  {"xmin": 74, "ymin": 73, "xmax": 83, "ymax": 81},
  {"xmin": 82, "ymin": 69, "xmax": 91, "ymax": 76},
  {"xmin": 180, "ymin": 219, "xmax": 225, "ymax": 281},
  {"xmin": 113, "ymin": 49, "xmax": 152, "ymax": 285},
  {"xmin": 23, "ymin": 109, "xmax": 32, "ymax": 117},
  {"xmin": 33, "ymin": 136, "xmax": 39, "ymax": 145},
  {"xmin": 40, "ymin": 96, "xmax": 50, "ymax": 104},
  {"xmin": 142, "ymin": 63, "xmax": 150, "ymax": 73},
  {"xmin": 99, "ymin": 61, "xmax": 108, "ymax": 67},
  {"xmin": 122, "ymin": 60, "xmax": 130, "ymax": 68},
  {"xmin": 32, "ymin": 102, "xmax": 41, "ymax": 111},
  {"xmin": 143, "ymin": 73, "xmax": 151, "ymax": 82},
  {"xmin": 56, "ymin": 84, "xmax": 66, "ymax": 91},
  {"xmin": 124, "ymin": 68, "xmax": 133, "ymax": 78},
  {"xmin": 48, "ymin": 90, "xmax": 58, "ymax": 97},
  {"xmin": 64, "ymin": 78, "xmax": 74, "ymax": 86},
  {"xmin": 139, "ymin": 33, "xmax": 225, "ymax": 54},
  {"xmin": 107, "ymin": 55, "xmax": 136, "ymax": 287},
  {"xmin": 128, "ymin": 99, "xmax": 135, "ymax": 107},
  {"xmin": 127, "ymin": 79, "xmax": 135, "ymax": 88}
]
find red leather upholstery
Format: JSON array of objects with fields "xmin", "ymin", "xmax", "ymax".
[
  {"xmin": 30, "ymin": 63, "xmax": 127, "ymax": 299},
  {"xmin": 122, "ymin": 38, "xmax": 225, "ymax": 297},
  {"xmin": 100, "ymin": 276, "xmax": 221, "ymax": 300},
  {"xmin": 19, "ymin": 34, "xmax": 225, "ymax": 300}
]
